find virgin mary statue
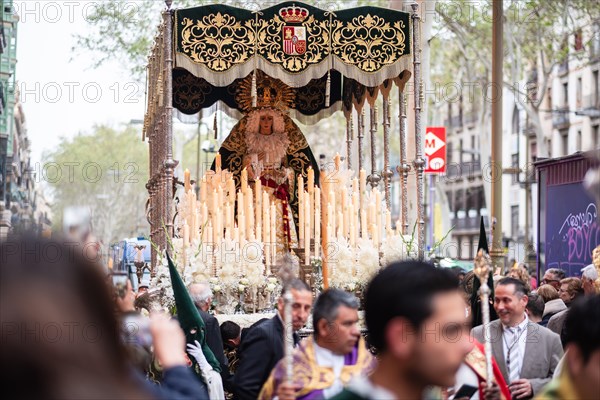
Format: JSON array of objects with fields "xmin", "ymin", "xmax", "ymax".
[{"xmin": 213, "ymin": 73, "xmax": 320, "ymax": 258}]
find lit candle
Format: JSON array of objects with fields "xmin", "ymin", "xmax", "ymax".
[
  {"xmin": 239, "ymin": 211, "xmax": 246, "ymax": 246},
  {"xmin": 305, "ymin": 191, "xmax": 311, "ymax": 265},
  {"xmin": 299, "ymin": 189, "xmax": 305, "ymax": 247},
  {"xmin": 327, "ymin": 203, "xmax": 333, "ymax": 240},
  {"xmin": 227, "ymin": 177, "xmax": 235, "ymax": 203},
  {"xmin": 184, "ymin": 169, "xmax": 191, "ymax": 193},
  {"xmin": 334, "ymin": 153, "xmax": 341, "ymax": 171},
  {"xmin": 211, "ymin": 189, "xmax": 218, "ymax": 217},
  {"xmin": 255, "ymin": 177, "xmax": 262, "ymax": 228},
  {"xmin": 237, "ymin": 190, "xmax": 244, "ymax": 217},
  {"xmin": 359, "ymin": 169, "xmax": 366, "ymax": 209},
  {"xmin": 386, "ymin": 210, "xmax": 392, "ymax": 236},
  {"xmin": 270, "ymin": 202, "xmax": 276, "ymax": 263},
  {"xmin": 241, "ymin": 167, "xmax": 248, "ymax": 194},
  {"xmin": 372, "ymin": 223, "xmax": 379, "ymax": 248},
  {"xmin": 361, "ymin": 210, "xmax": 368, "ymax": 239},
  {"xmin": 352, "ymin": 177, "xmax": 359, "ymax": 195},
  {"xmin": 207, "ymin": 221, "xmax": 213, "ymax": 249},
  {"xmin": 200, "ymin": 177, "xmax": 207, "ymax": 203},
  {"xmin": 225, "ymin": 203, "xmax": 232, "ymax": 231},
  {"xmin": 314, "ymin": 203, "xmax": 320, "ymax": 259},
  {"xmin": 215, "ymin": 153, "xmax": 222, "ymax": 173}
]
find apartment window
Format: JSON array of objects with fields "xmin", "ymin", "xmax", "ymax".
[
  {"xmin": 594, "ymin": 125, "xmax": 599, "ymax": 149},
  {"xmin": 470, "ymin": 135, "xmax": 476, "ymax": 161},
  {"xmin": 531, "ymin": 141, "xmax": 537, "ymax": 161},
  {"xmin": 511, "ymin": 205, "xmax": 519, "ymax": 239},
  {"xmin": 592, "ymin": 23, "xmax": 600, "ymax": 58},
  {"xmin": 447, "ymin": 141, "xmax": 453, "ymax": 165},
  {"xmin": 511, "ymin": 154, "xmax": 519, "ymax": 184},
  {"xmin": 576, "ymin": 77, "xmax": 582, "ymax": 108},
  {"xmin": 447, "ymin": 191, "xmax": 454, "ymax": 212},
  {"xmin": 547, "ymin": 138, "xmax": 553, "ymax": 157},
  {"xmin": 561, "ymin": 130, "xmax": 569, "ymax": 155},
  {"xmin": 563, "ymin": 82, "xmax": 569, "ymax": 106},
  {"xmin": 594, "ymin": 70, "xmax": 599, "ymax": 108},
  {"xmin": 459, "ymin": 139, "xmax": 464, "ymax": 163},
  {"xmin": 576, "ymin": 130, "xmax": 582, "ymax": 151},
  {"xmin": 574, "ymin": 29, "xmax": 583, "ymax": 52}
]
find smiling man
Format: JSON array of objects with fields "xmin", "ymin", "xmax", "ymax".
[
  {"xmin": 259, "ymin": 289, "xmax": 375, "ymax": 400},
  {"xmin": 472, "ymin": 277, "xmax": 563, "ymax": 399}
]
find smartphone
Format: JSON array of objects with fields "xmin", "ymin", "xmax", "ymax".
[
  {"xmin": 112, "ymin": 272, "xmax": 129, "ymax": 298},
  {"xmin": 454, "ymin": 384, "xmax": 478, "ymax": 399}
]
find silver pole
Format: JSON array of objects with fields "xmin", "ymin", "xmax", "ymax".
[
  {"xmin": 164, "ymin": 3, "xmax": 177, "ymax": 241},
  {"xmin": 346, "ymin": 114, "xmax": 353, "ymax": 170},
  {"xmin": 382, "ymin": 96, "xmax": 393, "ymax": 210},
  {"xmin": 397, "ymin": 92, "xmax": 410, "ymax": 235},
  {"xmin": 368, "ymin": 105, "xmax": 381, "ymax": 189},
  {"xmin": 411, "ymin": 2, "xmax": 425, "ymax": 260}
]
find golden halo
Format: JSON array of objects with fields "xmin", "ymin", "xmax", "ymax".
[{"xmin": 235, "ymin": 70, "xmax": 295, "ymax": 114}]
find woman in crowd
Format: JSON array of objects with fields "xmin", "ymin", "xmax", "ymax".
[{"xmin": 0, "ymin": 235, "xmax": 208, "ymax": 399}]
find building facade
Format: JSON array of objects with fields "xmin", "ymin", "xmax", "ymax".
[{"xmin": 1, "ymin": 1, "xmax": 47, "ymax": 238}]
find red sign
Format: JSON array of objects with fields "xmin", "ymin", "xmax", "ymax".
[{"xmin": 424, "ymin": 127, "xmax": 446, "ymax": 174}]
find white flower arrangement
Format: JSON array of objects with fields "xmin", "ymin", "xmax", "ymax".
[
  {"xmin": 328, "ymin": 236, "xmax": 358, "ymax": 291},
  {"xmin": 355, "ymin": 238, "xmax": 380, "ymax": 283},
  {"xmin": 243, "ymin": 240, "xmax": 266, "ymax": 288},
  {"xmin": 380, "ymin": 233, "xmax": 409, "ymax": 267},
  {"xmin": 149, "ymin": 252, "xmax": 176, "ymax": 311}
]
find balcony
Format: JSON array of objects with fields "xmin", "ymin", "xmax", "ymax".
[
  {"xmin": 444, "ymin": 115, "xmax": 463, "ymax": 130},
  {"xmin": 580, "ymin": 93, "xmax": 600, "ymax": 119},
  {"xmin": 445, "ymin": 160, "xmax": 482, "ymax": 179},
  {"xmin": 557, "ymin": 59, "xmax": 569, "ymax": 76},
  {"xmin": 451, "ymin": 215, "xmax": 487, "ymax": 232},
  {"xmin": 464, "ymin": 111, "xmax": 479, "ymax": 126},
  {"xmin": 552, "ymin": 106, "xmax": 570, "ymax": 129}
]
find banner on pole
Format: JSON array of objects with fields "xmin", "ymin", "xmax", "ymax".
[{"xmin": 424, "ymin": 127, "xmax": 446, "ymax": 174}]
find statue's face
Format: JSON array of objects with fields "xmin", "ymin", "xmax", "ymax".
[{"xmin": 259, "ymin": 114, "xmax": 273, "ymax": 135}]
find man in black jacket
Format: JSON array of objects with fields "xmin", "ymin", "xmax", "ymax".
[
  {"xmin": 189, "ymin": 283, "xmax": 233, "ymax": 392},
  {"xmin": 233, "ymin": 279, "xmax": 312, "ymax": 400}
]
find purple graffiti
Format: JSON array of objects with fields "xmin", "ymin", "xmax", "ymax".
[{"xmin": 558, "ymin": 204, "xmax": 600, "ymax": 274}]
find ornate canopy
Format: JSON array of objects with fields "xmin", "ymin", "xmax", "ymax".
[{"xmin": 171, "ymin": 1, "xmax": 412, "ymax": 122}]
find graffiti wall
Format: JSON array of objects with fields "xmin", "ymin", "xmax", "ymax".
[{"xmin": 546, "ymin": 183, "xmax": 600, "ymax": 276}]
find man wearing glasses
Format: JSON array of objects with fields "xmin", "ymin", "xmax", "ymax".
[{"xmin": 541, "ymin": 268, "xmax": 566, "ymax": 291}]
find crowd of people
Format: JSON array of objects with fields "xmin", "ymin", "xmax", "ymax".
[{"xmin": 1, "ymin": 235, "xmax": 599, "ymax": 400}]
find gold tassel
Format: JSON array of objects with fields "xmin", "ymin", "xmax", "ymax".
[
  {"xmin": 325, "ymin": 70, "xmax": 331, "ymax": 108},
  {"xmin": 251, "ymin": 70, "xmax": 257, "ymax": 108}
]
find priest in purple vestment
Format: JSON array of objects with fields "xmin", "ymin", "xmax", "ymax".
[{"xmin": 259, "ymin": 289, "xmax": 376, "ymax": 400}]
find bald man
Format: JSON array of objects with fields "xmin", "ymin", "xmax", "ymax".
[{"xmin": 188, "ymin": 283, "xmax": 232, "ymax": 392}]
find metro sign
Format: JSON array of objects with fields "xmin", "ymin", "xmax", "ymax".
[{"xmin": 424, "ymin": 127, "xmax": 446, "ymax": 174}]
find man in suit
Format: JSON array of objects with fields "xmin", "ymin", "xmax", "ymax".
[
  {"xmin": 189, "ymin": 283, "xmax": 233, "ymax": 391},
  {"xmin": 472, "ymin": 277, "xmax": 563, "ymax": 399},
  {"xmin": 233, "ymin": 279, "xmax": 312, "ymax": 400}
]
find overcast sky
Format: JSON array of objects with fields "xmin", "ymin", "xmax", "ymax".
[{"xmin": 14, "ymin": 0, "xmax": 145, "ymax": 164}]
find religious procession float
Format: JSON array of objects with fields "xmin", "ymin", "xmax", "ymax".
[{"xmin": 142, "ymin": 0, "xmax": 430, "ymax": 316}]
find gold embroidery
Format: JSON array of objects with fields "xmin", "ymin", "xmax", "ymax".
[
  {"xmin": 179, "ymin": 13, "xmax": 255, "ymax": 70},
  {"xmin": 331, "ymin": 15, "xmax": 407, "ymax": 72},
  {"xmin": 172, "ymin": 69, "xmax": 213, "ymax": 113}
]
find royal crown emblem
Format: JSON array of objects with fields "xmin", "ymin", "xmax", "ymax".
[{"xmin": 278, "ymin": 4, "xmax": 309, "ymax": 23}]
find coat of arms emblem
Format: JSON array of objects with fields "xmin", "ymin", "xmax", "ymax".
[{"xmin": 279, "ymin": 5, "xmax": 309, "ymax": 56}]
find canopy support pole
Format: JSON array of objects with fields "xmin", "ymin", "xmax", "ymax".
[{"xmin": 411, "ymin": 2, "xmax": 425, "ymax": 260}]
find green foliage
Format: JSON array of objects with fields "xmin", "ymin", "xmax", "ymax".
[{"xmin": 44, "ymin": 125, "xmax": 149, "ymax": 244}]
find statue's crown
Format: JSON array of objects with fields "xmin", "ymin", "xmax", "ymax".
[{"xmin": 279, "ymin": 4, "xmax": 309, "ymax": 23}]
